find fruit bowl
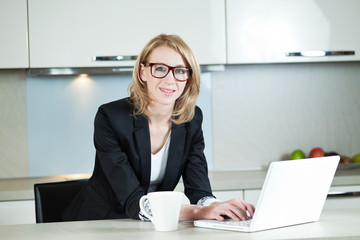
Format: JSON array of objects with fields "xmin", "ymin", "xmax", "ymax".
[{"xmin": 337, "ymin": 163, "xmax": 360, "ymax": 170}]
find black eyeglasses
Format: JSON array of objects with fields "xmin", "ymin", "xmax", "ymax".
[{"xmin": 143, "ymin": 63, "xmax": 192, "ymax": 82}]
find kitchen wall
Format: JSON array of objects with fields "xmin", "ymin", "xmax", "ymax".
[
  {"xmin": 212, "ymin": 62, "xmax": 360, "ymax": 170},
  {"xmin": 0, "ymin": 70, "xmax": 28, "ymax": 178},
  {"xmin": 26, "ymin": 73, "xmax": 212, "ymax": 177},
  {"xmin": 1, "ymin": 62, "xmax": 360, "ymax": 178}
]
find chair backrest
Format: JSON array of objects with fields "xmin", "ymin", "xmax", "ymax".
[{"xmin": 34, "ymin": 179, "xmax": 87, "ymax": 223}]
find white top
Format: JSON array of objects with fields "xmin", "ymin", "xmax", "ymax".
[{"xmin": 148, "ymin": 133, "xmax": 171, "ymax": 192}]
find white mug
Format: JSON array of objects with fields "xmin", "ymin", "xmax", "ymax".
[{"xmin": 139, "ymin": 191, "xmax": 183, "ymax": 231}]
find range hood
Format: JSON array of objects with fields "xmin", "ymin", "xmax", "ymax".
[
  {"xmin": 27, "ymin": 65, "xmax": 225, "ymax": 77},
  {"xmin": 27, "ymin": 67, "xmax": 134, "ymax": 77}
]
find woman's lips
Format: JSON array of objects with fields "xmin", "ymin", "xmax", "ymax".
[{"xmin": 160, "ymin": 87, "xmax": 175, "ymax": 96}]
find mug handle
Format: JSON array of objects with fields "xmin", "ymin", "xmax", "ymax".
[{"xmin": 139, "ymin": 195, "xmax": 153, "ymax": 221}]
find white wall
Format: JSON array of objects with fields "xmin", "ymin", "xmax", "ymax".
[
  {"xmin": 0, "ymin": 70, "xmax": 28, "ymax": 178},
  {"xmin": 211, "ymin": 62, "xmax": 360, "ymax": 170},
  {"xmin": 26, "ymin": 73, "xmax": 213, "ymax": 176},
  {"xmin": 25, "ymin": 61, "xmax": 360, "ymax": 175}
]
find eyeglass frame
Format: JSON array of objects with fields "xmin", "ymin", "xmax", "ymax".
[{"xmin": 142, "ymin": 62, "xmax": 192, "ymax": 82}]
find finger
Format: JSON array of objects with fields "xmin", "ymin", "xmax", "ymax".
[
  {"xmin": 234, "ymin": 208, "xmax": 249, "ymax": 221},
  {"xmin": 229, "ymin": 199, "xmax": 247, "ymax": 211},
  {"xmin": 248, "ymin": 205, "xmax": 256, "ymax": 218},
  {"xmin": 228, "ymin": 199, "xmax": 254, "ymax": 219},
  {"xmin": 222, "ymin": 209, "xmax": 241, "ymax": 222},
  {"xmin": 225, "ymin": 205, "xmax": 249, "ymax": 221},
  {"xmin": 228, "ymin": 199, "xmax": 249, "ymax": 217},
  {"xmin": 239, "ymin": 199, "xmax": 256, "ymax": 217},
  {"xmin": 215, "ymin": 215, "xmax": 225, "ymax": 221},
  {"xmin": 213, "ymin": 201, "xmax": 251, "ymax": 221}
]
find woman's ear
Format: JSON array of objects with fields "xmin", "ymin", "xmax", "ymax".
[{"xmin": 140, "ymin": 63, "xmax": 147, "ymax": 82}]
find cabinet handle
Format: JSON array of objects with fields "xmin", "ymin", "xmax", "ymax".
[
  {"xmin": 327, "ymin": 192, "xmax": 360, "ymax": 198},
  {"xmin": 92, "ymin": 55, "xmax": 138, "ymax": 61},
  {"xmin": 286, "ymin": 50, "xmax": 355, "ymax": 57}
]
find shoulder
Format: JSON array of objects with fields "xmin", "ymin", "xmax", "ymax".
[
  {"xmin": 192, "ymin": 105, "xmax": 203, "ymax": 123},
  {"xmin": 97, "ymin": 98, "xmax": 134, "ymax": 118},
  {"xmin": 184, "ymin": 105, "xmax": 203, "ymax": 130},
  {"xmin": 99, "ymin": 97, "xmax": 133, "ymax": 113},
  {"xmin": 194, "ymin": 105, "xmax": 203, "ymax": 118},
  {"xmin": 95, "ymin": 98, "xmax": 134, "ymax": 125}
]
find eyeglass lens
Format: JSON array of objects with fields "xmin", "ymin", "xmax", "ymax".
[{"xmin": 151, "ymin": 63, "xmax": 190, "ymax": 81}]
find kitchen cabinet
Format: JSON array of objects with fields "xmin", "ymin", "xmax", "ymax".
[
  {"xmin": 0, "ymin": 200, "xmax": 35, "ymax": 225},
  {"xmin": 0, "ymin": 0, "xmax": 29, "ymax": 68},
  {"xmin": 325, "ymin": 185, "xmax": 360, "ymax": 209},
  {"xmin": 226, "ymin": 0, "xmax": 360, "ymax": 64},
  {"xmin": 243, "ymin": 189, "xmax": 261, "ymax": 207},
  {"xmin": 213, "ymin": 190, "xmax": 244, "ymax": 201},
  {"xmin": 28, "ymin": 0, "xmax": 226, "ymax": 68},
  {"xmin": 243, "ymin": 185, "xmax": 360, "ymax": 209},
  {"xmin": 181, "ymin": 191, "xmax": 244, "ymax": 205}
]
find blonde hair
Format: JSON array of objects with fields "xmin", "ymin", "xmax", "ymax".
[{"xmin": 129, "ymin": 34, "xmax": 201, "ymax": 124}]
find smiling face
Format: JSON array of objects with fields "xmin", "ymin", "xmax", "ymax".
[{"xmin": 140, "ymin": 46, "xmax": 187, "ymax": 108}]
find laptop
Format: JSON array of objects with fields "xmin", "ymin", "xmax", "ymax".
[{"xmin": 194, "ymin": 155, "xmax": 340, "ymax": 232}]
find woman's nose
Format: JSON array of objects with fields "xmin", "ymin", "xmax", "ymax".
[{"xmin": 163, "ymin": 70, "xmax": 177, "ymax": 83}]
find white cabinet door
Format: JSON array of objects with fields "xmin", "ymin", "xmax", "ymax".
[
  {"xmin": 0, "ymin": 200, "xmax": 35, "ymax": 225},
  {"xmin": 213, "ymin": 190, "xmax": 244, "ymax": 201},
  {"xmin": 245, "ymin": 185, "xmax": 360, "ymax": 210},
  {"xmin": 0, "ymin": 0, "xmax": 29, "ymax": 68},
  {"xmin": 227, "ymin": 0, "xmax": 360, "ymax": 64},
  {"xmin": 325, "ymin": 185, "xmax": 360, "ymax": 209},
  {"xmin": 243, "ymin": 189, "xmax": 261, "ymax": 207},
  {"xmin": 28, "ymin": 0, "xmax": 225, "ymax": 68}
]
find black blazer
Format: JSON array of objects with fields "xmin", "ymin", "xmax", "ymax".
[{"xmin": 62, "ymin": 98, "xmax": 213, "ymax": 221}]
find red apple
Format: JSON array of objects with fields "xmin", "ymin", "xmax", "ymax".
[{"xmin": 309, "ymin": 147, "xmax": 325, "ymax": 158}]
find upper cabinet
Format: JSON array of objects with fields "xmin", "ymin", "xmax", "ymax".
[
  {"xmin": 0, "ymin": 0, "xmax": 29, "ymax": 69},
  {"xmin": 28, "ymin": 0, "xmax": 226, "ymax": 68},
  {"xmin": 3, "ymin": 0, "xmax": 359, "ymax": 69},
  {"xmin": 226, "ymin": 0, "xmax": 360, "ymax": 64}
]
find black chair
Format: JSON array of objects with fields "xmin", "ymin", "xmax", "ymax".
[{"xmin": 34, "ymin": 179, "xmax": 88, "ymax": 223}]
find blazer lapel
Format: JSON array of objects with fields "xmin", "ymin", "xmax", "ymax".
[
  {"xmin": 157, "ymin": 123, "xmax": 186, "ymax": 191},
  {"xmin": 133, "ymin": 115, "xmax": 151, "ymax": 192}
]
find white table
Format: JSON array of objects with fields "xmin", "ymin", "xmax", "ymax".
[{"xmin": 1, "ymin": 208, "xmax": 360, "ymax": 240}]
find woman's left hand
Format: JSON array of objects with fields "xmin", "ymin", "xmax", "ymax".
[
  {"xmin": 180, "ymin": 198, "xmax": 255, "ymax": 222},
  {"xmin": 200, "ymin": 198, "xmax": 255, "ymax": 222}
]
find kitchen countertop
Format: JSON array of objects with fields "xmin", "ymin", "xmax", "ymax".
[
  {"xmin": 1, "ymin": 208, "xmax": 360, "ymax": 240},
  {"xmin": 1, "ymin": 168, "xmax": 360, "ymax": 202}
]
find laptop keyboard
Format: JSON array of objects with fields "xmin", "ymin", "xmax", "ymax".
[{"xmin": 220, "ymin": 219, "xmax": 252, "ymax": 227}]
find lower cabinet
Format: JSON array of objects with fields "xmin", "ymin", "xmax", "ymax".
[
  {"xmin": 213, "ymin": 190, "xmax": 244, "ymax": 202},
  {"xmin": 0, "ymin": 200, "xmax": 35, "ymax": 225},
  {"xmin": 243, "ymin": 185, "xmax": 360, "ymax": 209},
  {"xmin": 183, "ymin": 186, "xmax": 360, "ymax": 209},
  {"xmin": 181, "ymin": 190, "xmax": 244, "ymax": 205},
  {"xmin": 243, "ymin": 189, "xmax": 262, "ymax": 207},
  {"xmin": 325, "ymin": 185, "xmax": 360, "ymax": 209},
  {"xmin": 2, "ymin": 185, "xmax": 358, "ymax": 225}
]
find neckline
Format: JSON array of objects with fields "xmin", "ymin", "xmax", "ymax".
[{"xmin": 151, "ymin": 131, "xmax": 171, "ymax": 156}]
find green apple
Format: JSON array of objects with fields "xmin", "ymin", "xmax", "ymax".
[
  {"xmin": 291, "ymin": 149, "xmax": 305, "ymax": 160},
  {"xmin": 353, "ymin": 153, "xmax": 360, "ymax": 163}
]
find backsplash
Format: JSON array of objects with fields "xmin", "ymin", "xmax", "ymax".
[
  {"xmin": 211, "ymin": 62, "xmax": 360, "ymax": 170},
  {"xmin": 26, "ymin": 73, "xmax": 212, "ymax": 177},
  {"xmin": 1, "ymin": 62, "xmax": 360, "ymax": 178},
  {"xmin": 0, "ymin": 70, "xmax": 28, "ymax": 178}
]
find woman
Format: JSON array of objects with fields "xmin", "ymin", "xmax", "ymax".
[{"xmin": 62, "ymin": 34, "xmax": 255, "ymax": 222}]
